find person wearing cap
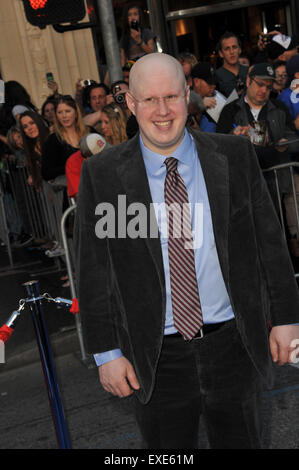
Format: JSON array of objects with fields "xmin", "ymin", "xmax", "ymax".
[
  {"xmin": 189, "ymin": 62, "xmax": 217, "ymax": 132},
  {"xmin": 217, "ymin": 62, "xmax": 299, "ymax": 213},
  {"xmin": 65, "ymin": 133, "xmax": 110, "ymax": 200},
  {"xmin": 216, "ymin": 31, "xmax": 248, "ymax": 97},
  {"xmin": 217, "ymin": 62, "xmax": 299, "ymax": 159}
]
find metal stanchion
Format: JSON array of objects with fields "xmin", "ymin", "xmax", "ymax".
[
  {"xmin": 23, "ymin": 280, "xmax": 71, "ymax": 449},
  {"xmin": 60, "ymin": 204, "xmax": 88, "ymax": 363}
]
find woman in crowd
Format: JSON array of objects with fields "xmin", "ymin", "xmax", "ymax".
[
  {"xmin": 19, "ymin": 111, "xmax": 49, "ymax": 190},
  {"xmin": 177, "ymin": 52, "xmax": 198, "ymax": 87},
  {"xmin": 41, "ymin": 97, "xmax": 56, "ymax": 130},
  {"xmin": 0, "ymin": 80, "xmax": 37, "ymax": 152},
  {"xmin": 100, "ymin": 103, "xmax": 128, "ymax": 146},
  {"xmin": 271, "ymin": 60, "xmax": 288, "ymax": 98},
  {"xmin": 41, "ymin": 95, "xmax": 92, "ymax": 181},
  {"xmin": 6, "ymin": 126, "xmax": 24, "ymax": 153},
  {"xmin": 119, "ymin": 2, "xmax": 155, "ymax": 67}
]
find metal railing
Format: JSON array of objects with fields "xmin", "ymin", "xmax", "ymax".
[{"xmin": 263, "ymin": 162, "xmax": 299, "ymax": 277}]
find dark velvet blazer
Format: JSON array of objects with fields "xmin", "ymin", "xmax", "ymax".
[{"xmin": 74, "ymin": 128, "xmax": 299, "ymax": 404}]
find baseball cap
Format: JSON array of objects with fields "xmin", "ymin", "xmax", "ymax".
[
  {"xmin": 79, "ymin": 133, "xmax": 111, "ymax": 158},
  {"xmin": 266, "ymin": 34, "xmax": 298, "ymax": 60},
  {"xmin": 191, "ymin": 63, "xmax": 216, "ymax": 85},
  {"xmin": 249, "ymin": 63, "xmax": 275, "ymax": 80},
  {"xmin": 12, "ymin": 105, "xmax": 29, "ymax": 118}
]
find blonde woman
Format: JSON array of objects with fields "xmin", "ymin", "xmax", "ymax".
[
  {"xmin": 100, "ymin": 103, "xmax": 128, "ymax": 146},
  {"xmin": 41, "ymin": 95, "xmax": 95, "ymax": 181}
]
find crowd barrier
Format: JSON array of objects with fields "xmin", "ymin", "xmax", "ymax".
[
  {"xmin": 0, "ymin": 155, "xmax": 88, "ymax": 362},
  {"xmin": 263, "ymin": 161, "xmax": 299, "ymax": 277}
]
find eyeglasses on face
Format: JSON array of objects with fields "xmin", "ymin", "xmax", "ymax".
[{"xmin": 130, "ymin": 93, "xmax": 187, "ymax": 108}]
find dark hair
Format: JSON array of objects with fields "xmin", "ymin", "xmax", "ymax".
[
  {"xmin": 41, "ymin": 97, "xmax": 56, "ymax": 123},
  {"xmin": 217, "ymin": 31, "xmax": 241, "ymax": 53},
  {"xmin": 19, "ymin": 111, "xmax": 49, "ymax": 189},
  {"xmin": 0, "ymin": 81, "xmax": 37, "ymax": 134},
  {"xmin": 120, "ymin": 3, "xmax": 145, "ymax": 60},
  {"xmin": 111, "ymin": 80, "xmax": 129, "ymax": 94},
  {"xmin": 4, "ymin": 81, "xmax": 37, "ymax": 110},
  {"xmin": 83, "ymin": 83, "xmax": 110, "ymax": 108},
  {"xmin": 273, "ymin": 60, "xmax": 287, "ymax": 70}
]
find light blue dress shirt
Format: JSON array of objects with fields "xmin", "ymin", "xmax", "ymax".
[{"xmin": 94, "ymin": 129, "xmax": 234, "ymax": 366}]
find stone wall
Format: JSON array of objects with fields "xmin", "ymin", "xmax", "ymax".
[{"xmin": 0, "ymin": 0, "xmax": 99, "ymax": 110}]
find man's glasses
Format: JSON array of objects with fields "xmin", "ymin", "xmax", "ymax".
[
  {"xmin": 252, "ymin": 78, "xmax": 273, "ymax": 91},
  {"xmin": 130, "ymin": 93, "xmax": 187, "ymax": 108}
]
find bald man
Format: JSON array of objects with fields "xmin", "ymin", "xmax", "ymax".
[{"xmin": 74, "ymin": 53, "xmax": 299, "ymax": 449}]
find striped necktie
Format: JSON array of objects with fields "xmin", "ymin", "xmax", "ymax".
[{"xmin": 164, "ymin": 157, "xmax": 203, "ymax": 340}]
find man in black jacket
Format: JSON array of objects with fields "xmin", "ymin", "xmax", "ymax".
[
  {"xmin": 217, "ymin": 62, "xmax": 299, "ymax": 168},
  {"xmin": 75, "ymin": 54, "xmax": 299, "ymax": 449},
  {"xmin": 217, "ymin": 63, "xmax": 299, "ymax": 213}
]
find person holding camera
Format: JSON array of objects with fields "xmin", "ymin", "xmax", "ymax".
[
  {"xmin": 119, "ymin": 3, "xmax": 155, "ymax": 68},
  {"xmin": 108, "ymin": 80, "xmax": 139, "ymax": 139},
  {"xmin": 79, "ymin": 83, "xmax": 110, "ymax": 133}
]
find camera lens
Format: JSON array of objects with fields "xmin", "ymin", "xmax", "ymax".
[{"xmin": 115, "ymin": 93, "xmax": 125, "ymax": 104}]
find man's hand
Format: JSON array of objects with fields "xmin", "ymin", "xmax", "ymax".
[
  {"xmin": 99, "ymin": 356, "xmax": 140, "ymax": 398},
  {"xmin": 203, "ymin": 97, "xmax": 217, "ymax": 109},
  {"xmin": 233, "ymin": 124, "xmax": 250, "ymax": 137},
  {"xmin": 269, "ymin": 325, "xmax": 299, "ymax": 366}
]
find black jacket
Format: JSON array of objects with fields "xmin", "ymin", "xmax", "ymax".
[
  {"xmin": 74, "ymin": 129, "xmax": 299, "ymax": 403},
  {"xmin": 217, "ymin": 96, "xmax": 299, "ymax": 169}
]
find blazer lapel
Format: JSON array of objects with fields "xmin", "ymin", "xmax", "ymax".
[
  {"xmin": 116, "ymin": 134, "xmax": 165, "ymax": 287},
  {"xmin": 190, "ymin": 129, "xmax": 230, "ymax": 286}
]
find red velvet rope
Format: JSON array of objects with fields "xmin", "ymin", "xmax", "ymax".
[
  {"xmin": 0, "ymin": 325, "xmax": 14, "ymax": 343},
  {"xmin": 69, "ymin": 298, "xmax": 79, "ymax": 315}
]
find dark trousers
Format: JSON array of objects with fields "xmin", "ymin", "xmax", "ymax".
[{"xmin": 133, "ymin": 320, "xmax": 263, "ymax": 449}]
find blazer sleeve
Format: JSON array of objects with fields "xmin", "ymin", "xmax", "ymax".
[
  {"xmin": 73, "ymin": 160, "xmax": 118, "ymax": 354},
  {"xmin": 248, "ymin": 141, "xmax": 299, "ymax": 326}
]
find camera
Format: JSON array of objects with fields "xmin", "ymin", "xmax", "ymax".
[
  {"xmin": 130, "ymin": 20, "xmax": 139, "ymax": 31},
  {"xmin": 113, "ymin": 85, "xmax": 126, "ymax": 105},
  {"xmin": 81, "ymin": 79, "xmax": 93, "ymax": 87},
  {"xmin": 114, "ymin": 93, "xmax": 126, "ymax": 105},
  {"xmin": 262, "ymin": 33, "xmax": 272, "ymax": 45}
]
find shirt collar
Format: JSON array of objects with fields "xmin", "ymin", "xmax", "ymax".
[{"xmin": 140, "ymin": 129, "xmax": 194, "ymax": 176}]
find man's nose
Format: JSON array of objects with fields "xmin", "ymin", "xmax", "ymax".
[{"xmin": 156, "ymin": 97, "xmax": 169, "ymax": 114}]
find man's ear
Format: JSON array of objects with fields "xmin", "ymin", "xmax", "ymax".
[
  {"xmin": 218, "ymin": 49, "xmax": 224, "ymax": 59},
  {"xmin": 126, "ymin": 92, "xmax": 136, "ymax": 116}
]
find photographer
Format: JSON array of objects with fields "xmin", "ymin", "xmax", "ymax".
[
  {"xmin": 110, "ymin": 80, "xmax": 139, "ymax": 139},
  {"xmin": 81, "ymin": 82, "xmax": 110, "ymax": 132}
]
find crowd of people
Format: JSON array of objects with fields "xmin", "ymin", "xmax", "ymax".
[
  {"xmin": 0, "ymin": 2, "xmax": 299, "ymax": 450},
  {"xmin": 1, "ymin": 1, "xmax": 299, "ymax": 273}
]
